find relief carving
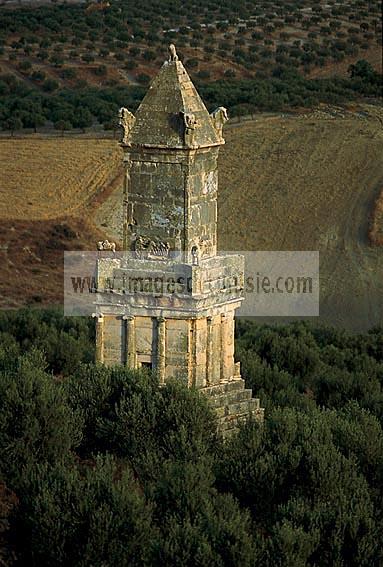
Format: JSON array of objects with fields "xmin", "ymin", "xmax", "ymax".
[
  {"xmin": 97, "ymin": 240, "xmax": 116, "ymax": 254},
  {"xmin": 180, "ymin": 111, "xmax": 198, "ymax": 146},
  {"xmin": 133, "ymin": 235, "xmax": 170, "ymax": 260}
]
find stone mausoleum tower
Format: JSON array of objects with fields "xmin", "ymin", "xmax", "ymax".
[{"xmin": 94, "ymin": 46, "xmax": 263, "ymax": 432}]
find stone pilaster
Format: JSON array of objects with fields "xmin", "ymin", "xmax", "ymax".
[
  {"xmin": 123, "ymin": 315, "xmax": 136, "ymax": 368},
  {"xmin": 189, "ymin": 319, "xmax": 197, "ymax": 387},
  {"xmin": 220, "ymin": 313, "xmax": 227, "ymax": 381},
  {"xmin": 157, "ymin": 317, "xmax": 166, "ymax": 385},
  {"xmin": 206, "ymin": 316, "xmax": 213, "ymax": 386},
  {"xmin": 93, "ymin": 314, "xmax": 104, "ymax": 363},
  {"xmin": 220, "ymin": 313, "xmax": 234, "ymax": 381}
]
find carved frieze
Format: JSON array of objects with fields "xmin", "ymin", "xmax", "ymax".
[{"xmin": 133, "ymin": 234, "xmax": 170, "ymax": 260}]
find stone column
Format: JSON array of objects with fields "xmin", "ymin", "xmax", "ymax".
[
  {"xmin": 206, "ymin": 316, "xmax": 213, "ymax": 386},
  {"xmin": 189, "ymin": 319, "xmax": 197, "ymax": 388},
  {"xmin": 228, "ymin": 313, "xmax": 236, "ymax": 380},
  {"xmin": 92, "ymin": 314, "xmax": 104, "ymax": 363},
  {"xmin": 157, "ymin": 317, "xmax": 166, "ymax": 385},
  {"xmin": 123, "ymin": 315, "xmax": 136, "ymax": 369},
  {"xmin": 220, "ymin": 313, "xmax": 228, "ymax": 381}
]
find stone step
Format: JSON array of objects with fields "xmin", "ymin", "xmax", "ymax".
[
  {"xmin": 208, "ymin": 388, "xmax": 253, "ymax": 409},
  {"xmin": 218, "ymin": 411, "xmax": 250, "ymax": 430},
  {"xmin": 200, "ymin": 379, "xmax": 263, "ymax": 437},
  {"xmin": 217, "ymin": 402, "xmax": 264, "ymax": 434},
  {"xmin": 215, "ymin": 400, "xmax": 247, "ymax": 418},
  {"xmin": 201, "ymin": 379, "xmax": 246, "ymax": 397},
  {"xmin": 215, "ymin": 397, "xmax": 261, "ymax": 419}
]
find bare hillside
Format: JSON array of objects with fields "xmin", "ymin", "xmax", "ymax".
[
  {"xmin": 218, "ymin": 108, "xmax": 383, "ymax": 330},
  {"xmin": 0, "ymin": 138, "xmax": 122, "ymax": 220}
]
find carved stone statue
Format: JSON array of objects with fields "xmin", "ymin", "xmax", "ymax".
[
  {"xmin": 210, "ymin": 106, "xmax": 229, "ymax": 139},
  {"xmin": 133, "ymin": 235, "xmax": 170, "ymax": 260},
  {"xmin": 168, "ymin": 44, "xmax": 178, "ymax": 62},
  {"xmin": 182, "ymin": 112, "xmax": 197, "ymax": 131},
  {"xmin": 118, "ymin": 107, "xmax": 135, "ymax": 144},
  {"xmin": 180, "ymin": 111, "xmax": 197, "ymax": 145},
  {"xmin": 97, "ymin": 240, "xmax": 116, "ymax": 254}
]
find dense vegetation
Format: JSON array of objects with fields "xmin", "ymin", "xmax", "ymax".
[
  {"xmin": 0, "ymin": 60, "xmax": 381, "ymax": 132},
  {"xmin": 0, "ymin": 0, "xmax": 381, "ymax": 132},
  {"xmin": 0, "ymin": 307, "xmax": 382, "ymax": 565}
]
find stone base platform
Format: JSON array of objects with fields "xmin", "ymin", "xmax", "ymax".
[{"xmin": 201, "ymin": 378, "xmax": 264, "ymax": 438}]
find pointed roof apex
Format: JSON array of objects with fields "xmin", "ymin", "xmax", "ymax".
[{"xmin": 125, "ymin": 46, "xmax": 226, "ymax": 149}]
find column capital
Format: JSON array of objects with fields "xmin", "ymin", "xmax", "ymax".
[{"xmin": 92, "ymin": 313, "xmax": 104, "ymax": 321}]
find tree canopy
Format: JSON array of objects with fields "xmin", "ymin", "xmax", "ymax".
[{"xmin": 0, "ymin": 308, "xmax": 382, "ymax": 565}]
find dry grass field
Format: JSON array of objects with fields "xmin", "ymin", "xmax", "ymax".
[
  {"xmin": 218, "ymin": 107, "xmax": 383, "ymax": 331},
  {"xmin": 0, "ymin": 138, "xmax": 122, "ymax": 307},
  {"xmin": 0, "ymin": 139, "xmax": 122, "ymax": 220},
  {"xmin": 0, "ymin": 106, "xmax": 382, "ymax": 329}
]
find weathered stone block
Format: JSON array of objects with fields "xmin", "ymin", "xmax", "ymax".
[{"xmin": 166, "ymin": 329, "xmax": 189, "ymax": 353}]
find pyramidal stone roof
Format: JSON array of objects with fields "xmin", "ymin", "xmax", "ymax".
[{"xmin": 127, "ymin": 55, "xmax": 223, "ymax": 149}]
